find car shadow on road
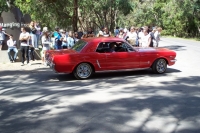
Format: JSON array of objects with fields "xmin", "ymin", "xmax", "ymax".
[{"xmin": 56, "ymin": 68, "xmax": 181, "ymax": 81}]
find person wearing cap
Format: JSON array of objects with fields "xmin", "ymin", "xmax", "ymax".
[
  {"xmin": 7, "ymin": 34, "xmax": 18, "ymax": 63},
  {"xmin": 0, "ymin": 26, "xmax": 6, "ymax": 50},
  {"xmin": 53, "ymin": 26, "xmax": 63, "ymax": 49}
]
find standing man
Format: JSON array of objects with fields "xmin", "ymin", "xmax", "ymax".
[
  {"xmin": 7, "ymin": 34, "xmax": 18, "ymax": 63},
  {"xmin": 0, "ymin": 26, "xmax": 5, "ymax": 50},
  {"xmin": 53, "ymin": 27, "xmax": 63, "ymax": 49},
  {"xmin": 154, "ymin": 27, "xmax": 162, "ymax": 47},
  {"xmin": 114, "ymin": 26, "xmax": 120, "ymax": 37},
  {"xmin": 19, "ymin": 27, "xmax": 30, "ymax": 66},
  {"xmin": 35, "ymin": 22, "xmax": 41, "ymax": 48},
  {"xmin": 86, "ymin": 27, "xmax": 95, "ymax": 38},
  {"xmin": 77, "ymin": 27, "xmax": 83, "ymax": 39}
]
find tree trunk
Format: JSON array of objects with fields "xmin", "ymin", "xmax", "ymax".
[{"xmin": 72, "ymin": 0, "xmax": 78, "ymax": 32}]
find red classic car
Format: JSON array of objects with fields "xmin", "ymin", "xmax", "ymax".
[{"xmin": 45, "ymin": 37, "xmax": 176, "ymax": 79}]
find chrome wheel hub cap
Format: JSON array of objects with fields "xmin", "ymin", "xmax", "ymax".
[
  {"xmin": 77, "ymin": 63, "xmax": 92, "ymax": 78},
  {"xmin": 156, "ymin": 59, "xmax": 167, "ymax": 73}
]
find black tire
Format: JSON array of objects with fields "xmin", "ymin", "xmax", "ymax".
[
  {"xmin": 152, "ymin": 58, "xmax": 167, "ymax": 74},
  {"xmin": 73, "ymin": 63, "xmax": 93, "ymax": 79}
]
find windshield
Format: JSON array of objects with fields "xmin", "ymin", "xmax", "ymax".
[{"xmin": 71, "ymin": 40, "xmax": 87, "ymax": 52}]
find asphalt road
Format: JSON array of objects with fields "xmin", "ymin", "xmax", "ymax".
[{"xmin": 0, "ymin": 37, "xmax": 200, "ymax": 133}]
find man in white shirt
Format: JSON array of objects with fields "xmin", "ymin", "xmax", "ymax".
[
  {"xmin": 7, "ymin": 35, "xmax": 18, "ymax": 63},
  {"xmin": 19, "ymin": 27, "xmax": 30, "ymax": 66}
]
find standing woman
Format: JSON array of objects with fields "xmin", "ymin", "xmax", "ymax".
[
  {"xmin": 34, "ymin": 22, "xmax": 41, "ymax": 47},
  {"xmin": 67, "ymin": 31, "xmax": 75, "ymax": 49},
  {"xmin": 29, "ymin": 21, "xmax": 37, "ymax": 61},
  {"xmin": 74, "ymin": 32, "xmax": 79, "ymax": 43},
  {"xmin": 29, "ymin": 21, "xmax": 37, "ymax": 47},
  {"xmin": 41, "ymin": 30, "xmax": 51, "ymax": 65},
  {"xmin": 141, "ymin": 27, "xmax": 151, "ymax": 47},
  {"xmin": 154, "ymin": 27, "xmax": 162, "ymax": 47},
  {"xmin": 127, "ymin": 26, "xmax": 137, "ymax": 46},
  {"xmin": 60, "ymin": 29, "xmax": 68, "ymax": 49},
  {"xmin": 116, "ymin": 28, "xmax": 125, "ymax": 39},
  {"xmin": 103, "ymin": 27, "xmax": 112, "ymax": 37}
]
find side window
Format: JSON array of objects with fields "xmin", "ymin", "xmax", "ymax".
[
  {"xmin": 121, "ymin": 42, "xmax": 134, "ymax": 51},
  {"xmin": 96, "ymin": 42, "xmax": 109, "ymax": 53}
]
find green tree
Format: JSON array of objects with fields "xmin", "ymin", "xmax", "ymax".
[{"xmin": 0, "ymin": 0, "xmax": 15, "ymax": 15}]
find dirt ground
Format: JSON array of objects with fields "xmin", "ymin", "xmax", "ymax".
[{"xmin": 0, "ymin": 60, "xmax": 46, "ymax": 71}]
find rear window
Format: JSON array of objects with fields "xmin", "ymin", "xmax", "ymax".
[{"xmin": 71, "ymin": 40, "xmax": 87, "ymax": 52}]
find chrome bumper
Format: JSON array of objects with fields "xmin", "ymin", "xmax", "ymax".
[
  {"xmin": 49, "ymin": 62, "xmax": 58, "ymax": 73},
  {"xmin": 170, "ymin": 59, "xmax": 177, "ymax": 62}
]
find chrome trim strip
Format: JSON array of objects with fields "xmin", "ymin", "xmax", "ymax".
[
  {"xmin": 96, "ymin": 67, "xmax": 150, "ymax": 73},
  {"xmin": 96, "ymin": 60, "xmax": 101, "ymax": 68},
  {"xmin": 170, "ymin": 59, "xmax": 177, "ymax": 62}
]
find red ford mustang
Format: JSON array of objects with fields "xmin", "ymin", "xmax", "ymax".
[{"xmin": 45, "ymin": 37, "xmax": 176, "ymax": 79}]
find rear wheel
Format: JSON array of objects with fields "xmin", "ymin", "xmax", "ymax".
[
  {"xmin": 152, "ymin": 58, "xmax": 167, "ymax": 74},
  {"xmin": 73, "ymin": 63, "xmax": 93, "ymax": 79}
]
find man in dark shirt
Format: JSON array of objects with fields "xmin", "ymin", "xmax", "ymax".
[
  {"xmin": 87, "ymin": 27, "xmax": 95, "ymax": 37},
  {"xmin": 53, "ymin": 27, "xmax": 63, "ymax": 49},
  {"xmin": 77, "ymin": 27, "xmax": 83, "ymax": 39}
]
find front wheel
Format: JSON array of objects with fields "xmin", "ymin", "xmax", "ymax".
[
  {"xmin": 73, "ymin": 63, "xmax": 93, "ymax": 79},
  {"xmin": 152, "ymin": 58, "xmax": 167, "ymax": 74}
]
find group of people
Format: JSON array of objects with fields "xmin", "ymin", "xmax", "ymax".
[
  {"xmin": 113, "ymin": 26, "xmax": 162, "ymax": 47},
  {"xmin": 1, "ymin": 21, "xmax": 41, "ymax": 65},
  {"xmin": 1, "ymin": 22, "xmax": 162, "ymax": 66}
]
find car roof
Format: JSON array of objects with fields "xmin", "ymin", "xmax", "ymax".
[{"xmin": 82, "ymin": 37, "xmax": 124, "ymax": 43}]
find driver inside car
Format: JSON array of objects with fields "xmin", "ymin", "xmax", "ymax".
[{"xmin": 109, "ymin": 42, "xmax": 116, "ymax": 53}]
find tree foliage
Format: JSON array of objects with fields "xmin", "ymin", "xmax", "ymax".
[
  {"xmin": 0, "ymin": 0, "xmax": 199, "ymax": 37},
  {"xmin": 122, "ymin": 0, "xmax": 200, "ymax": 37},
  {"xmin": 0, "ymin": 0, "xmax": 15, "ymax": 14}
]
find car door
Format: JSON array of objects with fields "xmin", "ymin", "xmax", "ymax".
[
  {"xmin": 106, "ymin": 41, "xmax": 140, "ymax": 70},
  {"xmin": 94, "ymin": 42, "xmax": 110, "ymax": 71},
  {"xmin": 121, "ymin": 42, "xmax": 140, "ymax": 69},
  {"xmin": 95, "ymin": 42, "xmax": 123, "ymax": 70}
]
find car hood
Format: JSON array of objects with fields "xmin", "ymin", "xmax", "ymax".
[{"xmin": 135, "ymin": 47, "xmax": 173, "ymax": 53}]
